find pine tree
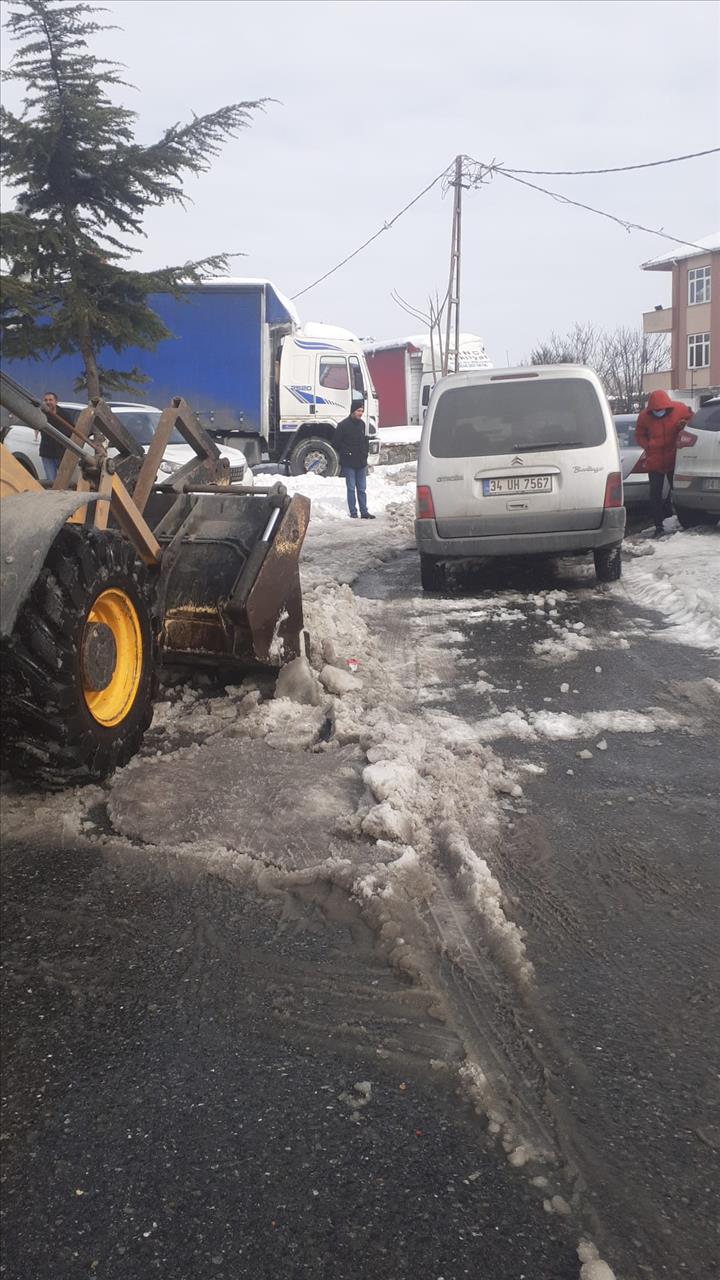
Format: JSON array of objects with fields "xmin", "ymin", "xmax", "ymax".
[{"xmin": 1, "ymin": 0, "xmax": 265, "ymax": 397}]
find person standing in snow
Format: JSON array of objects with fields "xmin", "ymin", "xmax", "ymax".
[
  {"xmin": 336, "ymin": 400, "xmax": 375, "ymax": 520},
  {"xmin": 635, "ymin": 390, "xmax": 694, "ymax": 537}
]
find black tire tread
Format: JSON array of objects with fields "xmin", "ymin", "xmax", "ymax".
[
  {"xmin": 420, "ymin": 553, "xmax": 446, "ymax": 592},
  {"xmin": 1, "ymin": 525, "xmax": 158, "ymax": 789},
  {"xmin": 674, "ymin": 504, "xmax": 719, "ymax": 529},
  {"xmin": 594, "ymin": 544, "xmax": 622, "ymax": 583}
]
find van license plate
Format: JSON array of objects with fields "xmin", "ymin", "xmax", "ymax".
[
  {"xmin": 482, "ymin": 475, "xmax": 553, "ymax": 496},
  {"xmin": 703, "ymin": 477, "xmax": 720, "ymax": 491}
]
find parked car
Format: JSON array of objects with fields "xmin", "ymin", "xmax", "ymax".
[
  {"xmin": 672, "ymin": 396, "xmax": 720, "ymax": 527},
  {"xmin": 3, "ymin": 402, "xmax": 248, "ymax": 483},
  {"xmin": 415, "ymin": 365, "xmax": 625, "ymax": 589},
  {"xmin": 613, "ymin": 413, "xmax": 652, "ymax": 507}
]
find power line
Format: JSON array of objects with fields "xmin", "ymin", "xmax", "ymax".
[
  {"xmin": 292, "ymin": 151, "xmax": 712, "ymax": 302},
  {"xmin": 492, "ymin": 167, "xmax": 709, "ymax": 252},
  {"xmin": 291, "ymin": 164, "xmax": 452, "ymax": 300},
  {"xmin": 503, "ymin": 147, "xmax": 720, "ymax": 176}
]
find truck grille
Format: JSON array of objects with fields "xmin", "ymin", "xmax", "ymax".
[{"xmin": 229, "ymin": 465, "xmax": 246, "ymax": 483}]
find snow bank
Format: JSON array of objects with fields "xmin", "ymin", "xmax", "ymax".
[{"xmin": 624, "ymin": 528, "xmax": 720, "ymax": 655}]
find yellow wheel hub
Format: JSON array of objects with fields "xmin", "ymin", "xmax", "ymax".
[{"xmin": 82, "ymin": 588, "xmax": 143, "ymax": 727}]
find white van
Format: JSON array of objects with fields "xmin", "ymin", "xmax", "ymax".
[{"xmin": 415, "ymin": 365, "xmax": 625, "ymax": 589}]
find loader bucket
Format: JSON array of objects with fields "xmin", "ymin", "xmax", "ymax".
[{"xmin": 154, "ymin": 483, "xmax": 310, "ymax": 669}]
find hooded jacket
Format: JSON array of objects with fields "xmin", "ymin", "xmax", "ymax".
[{"xmin": 635, "ymin": 390, "xmax": 693, "ymax": 473}]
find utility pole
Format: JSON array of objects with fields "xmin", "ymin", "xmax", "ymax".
[{"xmin": 443, "ymin": 154, "xmax": 463, "ymax": 376}]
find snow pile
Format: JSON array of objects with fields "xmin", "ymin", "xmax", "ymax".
[
  {"xmin": 378, "ymin": 424, "xmax": 422, "ymax": 446},
  {"xmin": 533, "ymin": 623, "xmax": 629, "ymax": 664},
  {"xmin": 624, "ymin": 528, "xmax": 720, "ymax": 654},
  {"xmin": 531, "ymin": 706, "xmax": 681, "ymax": 739},
  {"xmin": 427, "ymin": 704, "xmax": 684, "ymax": 745},
  {"xmin": 577, "ymin": 1239, "xmax": 617, "ymax": 1280}
]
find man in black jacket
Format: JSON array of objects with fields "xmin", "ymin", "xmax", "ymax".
[
  {"xmin": 39, "ymin": 391, "xmax": 73, "ymax": 482},
  {"xmin": 336, "ymin": 401, "xmax": 375, "ymax": 519}
]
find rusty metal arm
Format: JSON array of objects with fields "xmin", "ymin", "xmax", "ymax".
[
  {"xmin": 108, "ymin": 473, "xmax": 161, "ymax": 565},
  {"xmin": 131, "ymin": 403, "xmax": 178, "ymax": 513},
  {"xmin": 132, "ymin": 397, "xmax": 228, "ymax": 513},
  {"xmin": 168, "ymin": 397, "xmax": 221, "ymax": 460}
]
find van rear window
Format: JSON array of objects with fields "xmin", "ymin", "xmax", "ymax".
[{"xmin": 429, "ymin": 378, "xmax": 607, "ymax": 457}]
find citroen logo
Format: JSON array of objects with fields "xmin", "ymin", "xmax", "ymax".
[{"xmin": 511, "ymin": 456, "xmax": 524, "ymax": 466}]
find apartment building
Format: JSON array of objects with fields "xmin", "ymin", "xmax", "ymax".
[{"xmin": 641, "ymin": 231, "xmax": 719, "ymax": 406}]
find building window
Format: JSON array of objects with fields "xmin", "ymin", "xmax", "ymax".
[
  {"xmin": 687, "ymin": 332, "xmax": 710, "ymax": 369},
  {"xmin": 688, "ymin": 265, "xmax": 711, "ymax": 305}
]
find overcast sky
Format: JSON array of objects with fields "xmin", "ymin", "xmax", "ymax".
[{"xmin": 3, "ymin": 0, "xmax": 719, "ymax": 362}]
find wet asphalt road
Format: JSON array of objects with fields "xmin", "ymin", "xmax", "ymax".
[
  {"xmin": 1, "ymin": 836, "xmax": 578, "ymax": 1280},
  {"xmin": 354, "ymin": 545, "xmax": 720, "ymax": 1279}
]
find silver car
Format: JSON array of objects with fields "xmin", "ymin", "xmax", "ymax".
[
  {"xmin": 3, "ymin": 402, "xmax": 248, "ymax": 483},
  {"xmin": 613, "ymin": 414, "xmax": 651, "ymax": 507}
]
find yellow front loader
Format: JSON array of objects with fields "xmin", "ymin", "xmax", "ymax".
[{"xmin": 0, "ymin": 374, "xmax": 310, "ymax": 788}]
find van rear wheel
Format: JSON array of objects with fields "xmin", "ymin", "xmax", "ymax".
[
  {"xmin": 594, "ymin": 544, "xmax": 622, "ymax": 583},
  {"xmin": 420, "ymin": 554, "xmax": 446, "ymax": 592}
]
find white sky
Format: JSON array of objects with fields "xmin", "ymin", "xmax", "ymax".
[{"xmin": 2, "ymin": 0, "xmax": 719, "ymax": 362}]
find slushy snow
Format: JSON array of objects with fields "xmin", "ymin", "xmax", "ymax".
[{"xmin": 624, "ymin": 527, "xmax": 720, "ymax": 654}]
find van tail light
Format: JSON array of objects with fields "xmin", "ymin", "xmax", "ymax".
[
  {"xmin": 416, "ymin": 485, "xmax": 436, "ymax": 519},
  {"xmin": 603, "ymin": 472, "xmax": 623, "ymax": 508},
  {"xmin": 630, "ymin": 453, "xmax": 649, "ymax": 475},
  {"xmin": 677, "ymin": 430, "xmax": 697, "ymax": 449}
]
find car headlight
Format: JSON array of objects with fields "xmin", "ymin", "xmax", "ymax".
[{"xmin": 159, "ymin": 459, "xmax": 181, "ymax": 475}]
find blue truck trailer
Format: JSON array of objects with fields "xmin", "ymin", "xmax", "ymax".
[{"xmin": 1, "ymin": 279, "xmax": 379, "ymax": 475}]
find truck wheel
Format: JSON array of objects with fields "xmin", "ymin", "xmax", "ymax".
[
  {"xmin": 1, "ymin": 525, "xmax": 157, "ymax": 789},
  {"xmin": 419, "ymin": 554, "xmax": 446, "ymax": 592},
  {"xmin": 593, "ymin": 544, "xmax": 622, "ymax": 583},
  {"xmin": 674, "ymin": 504, "xmax": 718, "ymax": 529},
  {"xmin": 290, "ymin": 437, "xmax": 341, "ymax": 478}
]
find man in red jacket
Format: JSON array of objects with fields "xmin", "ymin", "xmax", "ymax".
[{"xmin": 635, "ymin": 390, "xmax": 694, "ymax": 537}]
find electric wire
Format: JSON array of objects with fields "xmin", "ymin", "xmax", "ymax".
[
  {"xmin": 291, "ymin": 164, "xmax": 452, "ymax": 300},
  {"xmin": 503, "ymin": 147, "xmax": 720, "ymax": 176},
  {"xmin": 492, "ymin": 167, "xmax": 709, "ymax": 253},
  {"xmin": 291, "ymin": 151, "xmax": 712, "ymax": 301}
]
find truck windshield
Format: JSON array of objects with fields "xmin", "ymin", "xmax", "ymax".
[
  {"xmin": 115, "ymin": 410, "xmax": 183, "ymax": 446},
  {"xmin": 429, "ymin": 378, "xmax": 607, "ymax": 457}
]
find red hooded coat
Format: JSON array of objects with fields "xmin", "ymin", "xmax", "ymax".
[{"xmin": 635, "ymin": 390, "xmax": 694, "ymax": 473}]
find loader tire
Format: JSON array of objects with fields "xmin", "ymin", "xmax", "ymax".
[{"xmin": 1, "ymin": 525, "xmax": 157, "ymax": 789}]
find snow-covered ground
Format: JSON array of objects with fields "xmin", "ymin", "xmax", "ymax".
[{"xmin": 624, "ymin": 525, "xmax": 720, "ymax": 655}]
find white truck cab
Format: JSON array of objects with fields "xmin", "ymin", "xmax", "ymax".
[{"xmin": 276, "ymin": 323, "xmax": 380, "ymax": 475}]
